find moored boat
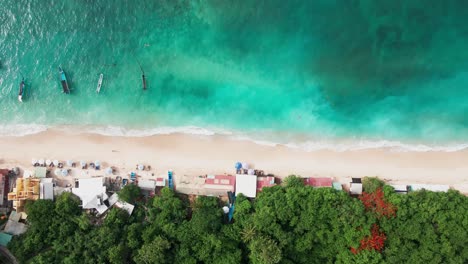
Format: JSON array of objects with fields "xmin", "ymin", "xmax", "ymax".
[
  {"xmin": 18, "ymin": 78, "xmax": 24, "ymax": 102},
  {"xmin": 59, "ymin": 67, "xmax": 70, "ymax": 94},
  {"xmin": 142, "ymin": 73, "xmax": 147, "ymax": 90},
  {"xmin": 96, "ymin": 73, "xmax": 104, "ymax": 93}
]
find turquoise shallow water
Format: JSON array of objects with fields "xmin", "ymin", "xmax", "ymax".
[{"xmin": 1, "ymin": 1, "xmax": 468, "ymax": 148}]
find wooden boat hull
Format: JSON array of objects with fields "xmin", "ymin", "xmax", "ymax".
[
  {"xmin": 59, "ymin": 67, "xmax": 70, "ymax": 94},
  {"xmin": 18, "ymin": 80, "xmax": 24, "ymax": 102}
]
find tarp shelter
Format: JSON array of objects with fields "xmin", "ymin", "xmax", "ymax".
[
  {"xmin": 35, "ymin": 167, "xmax": 47, "ymax": 178},
  {"xmin": 40, "ymin": 178, "xmax": 54, "ymax": 200},
  {"xmin": 235, "ymin": 174, "xmax": 257, "ymax": 198},
  {"xmin": 138, "ymin": 179, "xmax": 156, "ymax": 190},
  {"xmin": 409, "ymin": 184, "xmax": 449, "ymax": 192},
  {"xmin": 304, "ymin": 177, "xmax": 333, "ymax": 187},
  {"xmin": 0, "ymin": 233, "xmax": 12, "ymax": 246},
  {"xmin": 390, "ymin": 184, "xmax": 408, "ymax": 193},
  {"xmin": 332, "ymin": 182, "xmax": 343, "ymax": 191}
]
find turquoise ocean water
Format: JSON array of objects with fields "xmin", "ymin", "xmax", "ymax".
[{"xmin": 1, "ymin": 1, "xmax": 468, "ymax": 151}]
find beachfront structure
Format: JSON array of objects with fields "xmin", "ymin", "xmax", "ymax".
[
  {"xmin": 389, "ymin": 184, "xmax": 408, "ymax": 194},
  {"xmin": 304, "ymin": 177, "xmax": 333, "ymax": 188},
  {"xmin": 40, "ymin": 178, "xmax": 54, "ymax": 200},
  {"xmin": 108, "ymin": 193, "xmax": 135, "ymax": 215},
  {"xmin": 350, "ymin": 178, "xmax": 363, "ymax": 195},
  {"xmin": 409, "ymin": 184, "xmax": 449, "ymax": 192},
  {"xmin": 72, "ymin": 177, "xmax": 110, "ymax": 215},
  {"xmin": 0, "ymin": 169, "xmax": 10, "ymax": 207},
  {"xmin": 138, "ymin": 179, "xmax": 156, "ymax": 190},
  {"xmin": 257, "ymin": 176, "xmax": 275, "ymax": 193},
  {"xmin": 156, "ymin": 177, "xmax": 166, "ymax": 187},
  {"xmin": 3, "ymin": 211, "xmax": 27, "ymax": 236},
  {"xmin": 204, "ymin": 175, "xmax": 236, "ymax": 196},
  {"xmin": 8, "ymin": 178, "xmax": 40, "ymax": 212},
  {"xmin": 332, "ymin": 182, "xmax": 343, "ymax": 191},
  {"xmin": 236, "ymin": 174, "xmax": 257, "ymax": 198}
]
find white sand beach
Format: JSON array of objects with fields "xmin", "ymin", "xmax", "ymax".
[{"xmin": 0, "ymin": 129, "xmax": 467, "ymax": 194}]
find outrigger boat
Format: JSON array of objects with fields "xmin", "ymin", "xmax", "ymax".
[
  {"xmin": 18, "ymin": 78, "xmax": 25, "ymax": 102},
  {"xmin": 96, "ymin": 73, "xmax": 104, "ymax": 93},
  {"xmin": 59, "ymin": 67, "xmax": 70, "ymax": 94},
  {"xmin": 142, "ymin": 73, "xmax": 147, "ymax": 90}
]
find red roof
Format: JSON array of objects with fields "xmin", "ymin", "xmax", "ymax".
[
  {"xmin": 304, "ymin": 177, "xmax": 333, "ymax": 187},
  {"xmin": 205, "ymin": 175, "xmax": 235, "ymax": 186},
  {"xmin": 257, "ymin": 176, "xmax": 275, "ymax": 191}
]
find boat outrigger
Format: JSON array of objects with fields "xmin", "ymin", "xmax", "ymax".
[
  {"xmin": 96, "ymin": 73, "xmax": 104, "ymax": 93},
  {"xmin": 59, "ymin": 67, "xmax": 70, "ymax": 94},
  {"xmin": 18, "ymin": 78, "xmax": 25, "ymax": 102}
]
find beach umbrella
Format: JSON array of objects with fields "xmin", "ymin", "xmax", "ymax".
[
  {"xmin": 32, "ymin": 158, "xmax": 37, "ymax": 165},
  {"xmin": 235, "ymin": 162, "xmax": 242, "ymax": 170},
  {"xmin": 53, "ymin": 160, "xmax": 59, "ymax": 166},
  {"xmin": 46, "ymin": 159, "xmax": 52, "ymax": 166},
  {"xmin": 105, "ymin": 167, "xmax": 113, "ymax": 175},
  {"xmin": 222, "ymin": 206, "xmax": 230, "ymax": 214},
  {"xmin": 95, "ymin": 161, "xmax": 100, "ymax": 167},
  {"xmin": 80, "ymin": 161, "xmax": 86, "ymax": 167},
  {"xmin": 61, "ymin": 169, "xmax": 68, "ymax": 176},
  {"xmin": 242, "ymin": 162, "xmax": 249, "ymax": 169},
  {"xmin": 55, "ymin": 169, "xmax": 61, "ymax": 176},
  {"xmin": 38, "ymin": 159, "xmax": 45, "ymax": 165},
  {"xmin": 248, "ymin": 169, "xmax": 255, "ymax": 175},
  {"xmin": 138, "ymin": 164, "xmax": 144, "ymax": 170},
  {"xmin": 66, "ymin": 160, "xmax": 73, "ymax": 166}
]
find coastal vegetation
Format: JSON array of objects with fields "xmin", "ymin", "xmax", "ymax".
[{"xmin": 8, "ymin": 176, "xmax": 468, "ymax": 264}]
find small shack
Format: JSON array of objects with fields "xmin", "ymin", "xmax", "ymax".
[
  {"xmin": 390, "ymin": 184, "xmax": 408, "ymax": 194},
  {"xmin": 236, "ymin": 174, "xmax": 257, "ymax": 198},
  {"xmin": 350, "ymin": 178, "xmax": 362, "ymax": 195},
  {"xmin": 409, "ymin": 184, "xmax": 449, "ymax": 192},
  {"xmin": 40, "ymin": 178, "xmax": 54, "ymax": 200},
  {"xmin": 257, "ymin": 176, "xmax": 275, "ymax": 193},
  {"xmin": 204, "ymin": 175, "xmax": 236, "ymax": 196},
  {"xmin": 304, "ymin": 177, "xmax": 333, "ymax": 188}
]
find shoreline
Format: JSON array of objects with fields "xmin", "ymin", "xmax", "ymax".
[
  {"xmin": 1, "ymin": 124, "xmax": 468, "ymax": 153},
  {"xmin": 0, "ymin": 129, "xmax": 467, "ymax": 194}
]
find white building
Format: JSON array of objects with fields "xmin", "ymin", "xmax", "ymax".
[
  {"xmin": 235, "ymin": 174, "xmax": 257, "ymax": 198},
  {"xmin": 72, "ymin": 177, "xmax": 109, "ymax": 215}
]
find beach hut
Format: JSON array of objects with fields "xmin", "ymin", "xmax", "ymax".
[
  {"xmin": 235, "ymin": 174, "xmax": 257, "ymax": 198},
  {"xmin": 389, "ymin": 184, "xmax": 408, "ymax": 194},
  {"xmin": 204, "ymin": 175, "xmax": 236, "ymax": 196},
  {"xmin": 304, "ymin": 177, "xmax": 333, "ymax": 188},
  {"xmin": 257, "ymin": 176, "xmax": 276, "ymax": 193},
  {"xmin": 350, "ymin": 178, "xmax": 362, "ymax": 195}
]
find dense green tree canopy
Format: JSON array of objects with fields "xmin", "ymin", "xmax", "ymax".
[{"xmin": 8, "ymin": 176, "xmax": 468, "ymax": 264}]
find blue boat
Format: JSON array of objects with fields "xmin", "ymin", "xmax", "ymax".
[{"xmin": 59, "ymin": 67, "xmax": 70, "ymax": 94}]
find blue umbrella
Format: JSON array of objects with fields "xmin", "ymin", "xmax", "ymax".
[
  {"xmin": 61, "ymin": 169, "xmax": 68, "ymax": 176},
  {"xmin": 235, "ymin": 162, "xmax": 242, "ymax": 170}
]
